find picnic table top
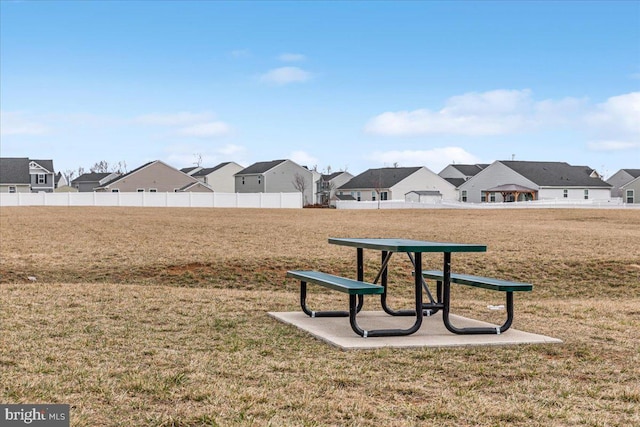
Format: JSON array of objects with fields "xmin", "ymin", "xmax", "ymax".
[{"xmin": 328, "ymin": 238, "xmax": 487, "ymax": 253}]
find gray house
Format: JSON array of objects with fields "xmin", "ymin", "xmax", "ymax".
[
  {"xmin": 438, "ymin": 163, "xmax": 489, "ymax": 188},
  {"xmin": 620, "ymin": 176, "xmax": 640, "ymax": 204},
  {"xmin": 606, "ymin": 169, "xmax": 640, "ymax": 199},
  {"xmin": 235, "ymin": 159, "xmax": 313, "ymax": 205},
  {"xmin": 95, "ymin": 160, "xmax": 211, "ymax": 192},
  {"xmin": 316, "ymin": 171, "xmax": 354, "ymax": 206},
  {"xmin": 459, "ymin": 161, "xmax": 612, "ymax": 203},
  {"xmin": 336, "ymin": 166, "xmax": 458, "ymax": 202},
  {"xmin": 0, "ymin": 157, "xmax": 56, "ymax": 193},
  {"xmin": 71, "ymin": 172, "xmax": 120, "ymax": 192}
]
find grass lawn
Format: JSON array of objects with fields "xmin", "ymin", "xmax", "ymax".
[{"xmin": 1, "ymin": 207, "xmax": 639, "ymax": 426}]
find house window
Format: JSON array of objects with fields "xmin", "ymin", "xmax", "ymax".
[
  {"xmin": 461, "ymin": 190, "xmax": 467, "ymax": 202},
  {"xmin": 37, "ymin": 174, "xmax": 46, "ymax": 184},
  {"xmin": 258, "ymin": 176, "xmax": 262, "ymax": 184},
  {"xmin": 149, "ymin": 188, "xmax": 157, "ymax": 193},
  {"xmin": 626, "ymin": 190, "xmax": 634, "ymax": 204},
  {"xmin": 356, "ymin": 191, "xmax": 361, "ymax": 201},
  {"xmin": 380, "ymin": 191, "xmax": 388, "ymax": 201},
  {"xmin": 111, "ymin": 189, "xmax": 119, "ymax": 193},
  {"xmin": 137, "ymin": 188, "xmax": 145, "ymax": 192},
  {"xmin": 242, "ymin": 177, "xmax": 245, "ymax": 185},
  {"xmin": 9, "ymin": 186, "xmax": 16, "ymax": 193},
  {"xmin": 563, "ymin": 189, "xmax": 568, "ymax": 198},
  {"xmin": 490, "ymin": 192, "xmax": 496, "ymax": 202},
  {"xmin": 372, "ymin": 191, "xmax": 376, "ymax": 201},
  {"xmin": 584, "ymin": 189, "xmax": 589, "ymax": 200},
  {"xmin": 481, "ymin": 194, "xmax": 486, "ymax": 202}
]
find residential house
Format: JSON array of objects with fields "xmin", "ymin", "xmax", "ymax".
[
  {"xmin": 94, "ymin": 160, "xmax": 212, "ymax": 192},
  {"xmin": 438, "ymin": 163, "xmax": 488, "ymax": 188},
  {"xmin": 458, "ymin": 161, "xmax": 612, "ymax": 203},
  {"xmin": 0, "ymin": 157, "xmax": 56, "ymax": 193},
  {"xmin": 316, "ymin": 171, "xmax": 354, "ymax": 206},
  {"xmin": 620, "ymin": 176, "xmax": 640, "ymax": 204},
  {"xmin": 606, "ymin": 169, "xmax": 640, "ymax": 199},
  {"xmin": 336, "ymin": 166, "xmax": 458, "ymax": 202},
  {"xmin": 235, "ymin": 159, "xmax": 313, "ymax": 205},
  {"xmin": 72, "ymin": 172, "xmax": 120, "ymax": 192},
  {"xmin": 191, "ymin": 162, "xmax": 244, "ymax": 192}
]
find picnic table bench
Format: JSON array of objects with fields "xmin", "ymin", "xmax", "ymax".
[
  {"xmin": 286, "ymin": 270, "xmax": 385, "ymax": 337},
  {"xmin": 421, "ymin": 270, "xmax": 533, "ymax": 335}
]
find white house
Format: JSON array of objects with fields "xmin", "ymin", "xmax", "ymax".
[
  {"xmin": 337, "ymin": 166, "xmax": 458, "ymax": 202},
  {"xmin": 458, "ymin": 161, "xmax": 612, "ymax": 203}
]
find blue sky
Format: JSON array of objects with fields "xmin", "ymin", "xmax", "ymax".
[{"xmin": 1, "ymin": 1, "xmax": 639, "ymax": 179}]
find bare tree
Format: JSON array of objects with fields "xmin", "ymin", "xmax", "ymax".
[
  {"xmin": 90, "ymin": 161, "xmax": 110, "ymax": 173},
  {"xmin": 63, "ymin": 169, "xmax": 76, "ymax": 187},
  {"xmin": 292, "ymin": 173, "xmax": 308, "ymax": 206},
  {"xmin": 112, "ymin": 161, "xmax": 127, "ymax": 174},
  {"xmin": 194, "ymin": 153, "xmax": 203, "ymax": 167}
]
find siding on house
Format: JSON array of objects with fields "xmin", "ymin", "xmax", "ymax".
[
  {"xmin": 192, "ymin": 162, "xmax": 243, "ymax": 192},
  {"xmin": 607, "ymin": 169, "xmax": 640, "ymax": 198},
  {"xmin": 235, "ymin": 159, "xmax": 313, "ymax": 205},
  {"xmin": 96, "ymin": 160, "xmax": 204, "ymax": 192},
  {"xmin": 621, "ymin": 176, "xmax": 640, "ymax": 204}
]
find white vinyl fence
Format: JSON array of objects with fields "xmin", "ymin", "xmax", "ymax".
[
  {"xmin": 336, "ymin": 198, "xmax": 637, "ymax": 209},
  {"xmin": 0, "ymin": 192, "xmax": 303, "ymax": 209}
]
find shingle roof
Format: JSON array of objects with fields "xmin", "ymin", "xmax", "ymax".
[
  {"xmin": 622, "ymin": 169, "xmax": 640, "ymax": 179},
  {"xmin": 500, "ymin": 161, "xmax": 611, "ymax": 187},
  {"xmin": 72, "ymin": 172, "xmax": 113, "ymax": 184},
  {"xmin": 31, "ymin": 160, "xmax": 54, "ymax": 173},
  {"xmin": 407, "ymin": 190, "xmax": 442, "ymax": 196},
  {"xmin": 338, "ymin": 167, "xmax": 421, "ymax": 190},
  {"xmin": 443, "ymin": 177, "xmax": 466, "ymax": 188},
  {"xmin": 451, "ymin": 164, "xmax": 488, "ymax": 176},
  {"xmin": 236, "ymin": 160, "xmax": 287, "ymax": 175},
  {"xmin": 0, "ymin": 157, "xmax": 31, "ymax": 184},
  {"xmin": 180, "ymin": 167, "xmax": 200, "ymax": 174},
  {"xmin": 193, "ymin": 162, "xmax": 232, "ymax": 177}
]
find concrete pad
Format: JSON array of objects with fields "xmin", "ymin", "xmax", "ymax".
[{"xmin": 268, "ymin": 311, "xmax": 562, "ymax": 350}]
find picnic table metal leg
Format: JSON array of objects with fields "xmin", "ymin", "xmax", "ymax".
[
  {"xmin": 378, "ymin": 251, "xmax": 442, "ymax": 317},
  {"xmin": 299, "ymin": 281, "xmax": 349, "ymax": 318},
  {"xmin": 440, "ymin": 253, "xmax": 515, "ymax": 334},
  {"xmin": 348, "ymin": 252, "xmax": 424, "ymax": 337}
]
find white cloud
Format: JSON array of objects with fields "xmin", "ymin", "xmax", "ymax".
[
  {"xmin": 364, "ymin": 89, "xmax": 586, "ymax": 136},
  {"xmin": 176, "ymin": 122, "xmax": 231, "ymax": 138},
  {"xmin": 587, "ymin": 140, "xmax": 640, "ymax": 151},
  {"xmin": 585, "ymin": 92, "xmax": 640, "ymax": 152},
  {"xmin": 133, "ymin": 112, "xmax": 216, "ymax": 126},
  {"xmin": 260, "ymin": 67, "xmax": 312, "ymax": 85},
  {"xmin": 279, "ymin": 53, "xmax": 306, "ymax": 62},
  {"xmin": 290, "ymin": 150, "xmax": 318, "ymax": 167},
  {"xmin": 367, "ymin": 147, "xmax": 482, "ymax": 173},
  {"xmin": 0, "ymin": 111, "xmax": 50, "ymax": 136}
]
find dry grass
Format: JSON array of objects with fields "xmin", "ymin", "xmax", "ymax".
[{"xmin": 1, "ymin": 207, "xmax": 639, "ymax": 426}]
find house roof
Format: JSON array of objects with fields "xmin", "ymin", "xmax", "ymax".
[
  {"xmin": 236, "ymin": 160, "xmax": 287, "ymax": 175},
  {"xmin": 486, "ymin": 184, "xmax": 536, "ymax": 192},
  {"xmin": 621, "ymin": 169, "xmax": 640, "ymax": 179},
  {"xmin": 31, "ymin": 159, "xmax": 54, "ymax": 173},
  {"xmin": 180, "ymin": 167, "xmax": 201, "ymax": 174},
  {"xmin": 406, "ymin": 190, "xmax": 442, "ymax": 196},
  {"xmin": 338, "ymin": 167, "xmax": 422, "ymax": 190},
  {"xmin": 335, "ymin": 194, "xmax": 356, "ymax": 200},
  {"xmin": 322, "ymin": 172, "xmax": 344, "ymax": 181},
  {"xmin": 443, "ymin": 177, "xmax": 466, "ymax": 188},
  {"xmin": 500, "ymin": 161, "xmax": 611, "ymax": 187},
  {"xmin": 193, "ymin": 162, "xmax": 232, "ymax": 177},
  {"xmin": 178, "ymin": 181, "xmax": 214, "ymax": 192},
  {"xmin": 72, "ymin": 172, "xmax": 113, "ymax": 184},
  {"xmin": 450, "ymin": 164, "xmax": 488, "ymax": 176},
  {"xmin": 0, "ymin": 157, "xmax": 31, "ymax": 184}
]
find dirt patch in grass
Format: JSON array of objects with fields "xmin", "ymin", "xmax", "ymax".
[{"xmin": 1, "ymin": 207, "xmax": 639, "ymax": 426}]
